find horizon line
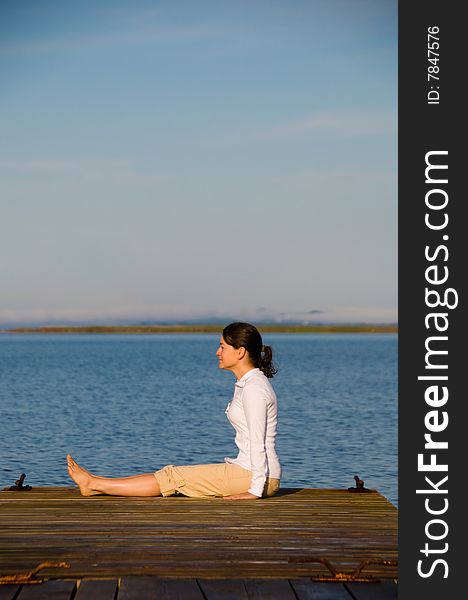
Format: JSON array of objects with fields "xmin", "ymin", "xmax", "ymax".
[{"xmin": 0, "ymin": 323, "xmax": 398, "ymax": 334}]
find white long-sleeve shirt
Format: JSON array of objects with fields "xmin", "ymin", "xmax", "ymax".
[{"xmin": 224, "ymin": 368, "xmax": 281, "ymax": 497}]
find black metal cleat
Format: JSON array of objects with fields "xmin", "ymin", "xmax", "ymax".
[
  {"xmin": 348, "ymin": 474, "xmax": 371, "ymax": 493},
  {"xmin": 5, "ymin": 473, "xmax": 32, "ymax": 491}
]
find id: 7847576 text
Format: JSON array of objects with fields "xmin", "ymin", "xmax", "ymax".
[{"xmin": 427, "ymin": 26, "xmax": 440, "ymax": 105}]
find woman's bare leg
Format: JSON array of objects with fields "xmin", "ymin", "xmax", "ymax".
[{"xmin": 66, "ymin": 454, "xmax": 161, "ymax": 497}]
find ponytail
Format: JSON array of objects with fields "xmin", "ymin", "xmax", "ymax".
[{"xmin": 259, "ymin": 344, "xmax": 277, "ymax": 379}]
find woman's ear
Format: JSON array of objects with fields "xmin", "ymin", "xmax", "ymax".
[{"xmin": 237, "ymin": 346, "xmax": 247, "ymax": 360}]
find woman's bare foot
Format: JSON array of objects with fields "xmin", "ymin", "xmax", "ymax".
[{"xmin": 66, "ymin": 454, "xmax": 100, "ymax": 496}]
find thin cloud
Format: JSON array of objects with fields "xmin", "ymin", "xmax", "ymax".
[
  {"xmin": 96, "ymin": 5, "xmax": 163, "ymax": 27},
  {"xmin": 0, "ymin": 158, "xmax": 163, "ymax": 184},
  {"xmin": 0, "ymin": 158, "xmax": 129, "ymax": 172},
  {"xmin": 319, "ymin": 307, "xmax": 398, "ymax": 324},
  {"xmin": 0, "ymin": 24, "xmax": 225, "ymax": 57},
  {"xmin": 271, "ymin": 168, "xmax": 396, "ymax": 189},
  {"xmin": 0, "ymin": 306, "xmax": 397, "ymax": 326},
  {"xmin": 226, "ymin": 109, "xmax": 396, "ymax": 144}
]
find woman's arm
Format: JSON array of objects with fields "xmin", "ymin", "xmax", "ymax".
[
  {"xmin": 240, "ymin": 383, "xmax": 269, "ymax": 498},
  {"xmin": 223, "ymin": 491, "xmax": 259, "ymax": 500}
]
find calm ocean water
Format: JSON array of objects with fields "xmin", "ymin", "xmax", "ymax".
[{"xmin": 0, "ymin": 333, "xmax": 397, "ymax": 506}]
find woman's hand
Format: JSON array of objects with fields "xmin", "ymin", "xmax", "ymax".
[{"xmin": 223, "ymin": 492, "xmax": 260, "ymax": 500}]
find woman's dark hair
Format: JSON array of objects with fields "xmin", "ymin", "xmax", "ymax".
[{"xmin": 222, "ymin": 322, "xmax": 277, "ymax": 378}]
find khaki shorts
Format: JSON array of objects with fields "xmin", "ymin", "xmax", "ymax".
[{"xmin": 154, "ymin": 463, "xmax": 280, "ymax": 498}]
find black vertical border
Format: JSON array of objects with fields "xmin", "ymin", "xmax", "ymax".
[{"xmin": 399, "ymin": 1, "xmax": 464, "ymax": 598}]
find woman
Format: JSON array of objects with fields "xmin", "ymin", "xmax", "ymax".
[{"xmin": 67, "ymin": 322, "xmax": 281, "ymax": 500}]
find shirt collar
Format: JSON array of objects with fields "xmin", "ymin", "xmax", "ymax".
[{"xmin": 234, "ymin": 367, "xmax": 260, "ymax": 388}]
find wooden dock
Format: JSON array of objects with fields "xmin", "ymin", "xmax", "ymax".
[{"xmin": 0, "ymin": 487, "xmax": 397, "ymax": 599}]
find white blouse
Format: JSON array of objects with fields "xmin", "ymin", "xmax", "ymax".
[{"xmin": 224, "ymin": 367, "xmax": 282, "ymax": 497}]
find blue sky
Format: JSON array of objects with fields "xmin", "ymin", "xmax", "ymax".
[{"xmin": 0, "ymin": 0, "xmax": 397, "ymax": 325}]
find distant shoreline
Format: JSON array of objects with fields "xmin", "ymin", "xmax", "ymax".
[{"xmin": 0, "ymin": 324, "xmax": 398, "ymax": 334}]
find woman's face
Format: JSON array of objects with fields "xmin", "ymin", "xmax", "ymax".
[{"xmin": 216, "ymin": 336, "xmax": 241, "ymax": 371}]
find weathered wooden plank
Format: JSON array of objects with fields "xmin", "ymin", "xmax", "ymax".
[
  {"xmin": 16, "ymin": 580, "xmax": 76, "ymax": 600},
  {"xmin": 0, "ymin": 488, "xmax": 397, "ymax": 581},
  {"xmin": 0, "ymin": 568, "xmax": 370, "ymax": 581},
  {"xmin": 118, "ymin": 576, "xmax": 159, "ymax": 600},
  {"xmin": 74, "ymin": 579, "xmax": 118, "ymax": 600},
  {"xmin": 198, "ymin": 579, "xmax": 248, "ymax": 600},
  {"xmin": 118, "ymin": 576, "xmax": 204, "ymax": 600},
  {"xmin": 0, "ymin": 585, "xmax": 21, "ymax": 600},
  {"xmin": 243, "ymin": 579, "xmax": 296, "ymax": 599},
  {"xmin": 345, "ymin": 581, "xmax": 397, "ymax": 600},
  {"xmin": 290, "ymin": 579, "xmax": 352, "ymax": 600}
]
